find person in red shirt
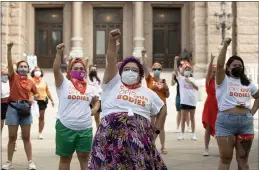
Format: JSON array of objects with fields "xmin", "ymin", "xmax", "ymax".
[
  {"xmin": 2, "ymin": 42, "xmax": 39, "ymax": 170},
  {"xmin": 142, "ymin": 50, "xmax": 170, "ymax": 154},
  {"xmin": 202, "ymin": 54, "xmax": 218, "ymax": 156}
]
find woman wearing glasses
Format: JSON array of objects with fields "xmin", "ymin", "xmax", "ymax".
[{"xmin": 142, "ymin": 50, "xmax": 170, "ymax": 154}]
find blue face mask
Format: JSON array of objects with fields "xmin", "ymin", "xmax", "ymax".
[
  {"xmin": 1, "ymin": 75, "xmax": 8, "ymax": 83},
  {"xmin": 153, "ymin": 70, "xmax": 161, "ymax": 77}
]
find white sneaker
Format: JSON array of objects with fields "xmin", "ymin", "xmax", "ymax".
[
  {"xmin": 174, "ymin": 128, "xmax": 180, "ymax": 133},
  {"xmin": 2, "ymin": 161, "xmax": 13, "ymax": 169},
  {"xmin": 177, "ymin": 133, "xmax": 184, "ymax": 140},
  {"xmin": 38, "ymin": 133, "xmax": 44, "ymax": 140},
  {"xmin": 203, "ymin": 149, "xmax": 209, "ymax": 156},
  {"xmin": 28, "ymin": 160, "xmax": 36, "ymax": 170},
  {"xmin": 14, "ymin": 143, "xmax": 17, "ymax": 151},
  {"xmin": 191, "ymin": 134, "xmax": 198, "ymax": 141}
]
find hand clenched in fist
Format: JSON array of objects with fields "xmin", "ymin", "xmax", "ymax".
[
  {"xmin": 109, "ymin": 29, "xmax": 121, "ymax": 41},
  {"xmin": 7, "ymin": 42, "xmax": 14, "ymax": 50},
  {"xmin": 223, "ymin": 37, "xmax": 232, "ymax": 47},
  {"xmin": 56, "ymin": 43, "xmax": 65, "ymax": 54}
]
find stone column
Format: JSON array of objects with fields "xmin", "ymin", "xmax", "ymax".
[
  {"xmin": 70, "ymin": 2, "xmax": 84, "ymax": 59},
  {"xmin": 132, "ymin": 2, "xmax": 144, "ymax": 58}
]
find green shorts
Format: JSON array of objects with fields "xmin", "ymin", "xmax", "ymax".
[{"xmin": 55, "ymin": 119, "xmax": 93, "ymax": 156}]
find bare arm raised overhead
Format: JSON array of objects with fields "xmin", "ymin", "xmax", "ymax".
[
  {"xmin": 216, "ymin": 38, "xmax": 231, "ymax": 85},
  {"xmin": 103, "ymin": 29, "xmax": 121, "ymax": 84},
  {"xmin": 7, "ymin": 42, "xmax": 14, "ymax": 77},
  {"xmin": 206, "ymin": 54, "xmax": 216, "ymax": 85},
  {"xmin": 141, "ymin": 50, "xmax": 150, "ymax": 78},
  {"xmin": 173, "ymin": 56, "xmax": 180, "ymax": 77},
  {"xmin": 53, "ymin": 43, "xmax": 65, "ymax": 87}
]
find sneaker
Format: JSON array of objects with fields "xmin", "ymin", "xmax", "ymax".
[
  {"xmin": 177, "ymin": 133, "xmax": 184, "ymax": 140},
  {"xmin": 14, "ymin": 143, "xmax": 17, "ymax": 151},
  {"xmin": 38, "ymin": 133, "xmax": 44, "ymax": 140},
  {"xmin": 203, "ymin": 149, "xmax": 209, "ymax": 156},
  {"xmin": 191, "ymin": 133, "xmax": 198, "ymax": 141},
  {"xmin": 174, "ymin": 128, "xmax": 180, "ymax": 133},
  {"xmin": 2, "ymin": 161, "xmax": 13, "ymax": 169},
  {"xmin": 28, "ymin": 160, "xmax": 36, "ymax": 170}
]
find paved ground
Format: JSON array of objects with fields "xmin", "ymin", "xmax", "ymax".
[{"xmin": 1, "ymin": 69, "xmax": 258, "ymax": 170}]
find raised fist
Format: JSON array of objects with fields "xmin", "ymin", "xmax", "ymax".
[
  {"xmin": 175, "ymin": 56, "xmax": 180, "ymax": 61},
  {"xmin": 224, "ymin": 37, "xmax": 232, "ymax": 46},
  {"xmin": 141, "ymin": 49, "xmax": 147, "ymax": 57},
  {"xmin": 109, "ymin": 29, "xmax": 121, "ymax": 40},
  {"xmin": 56, "ymin": 43, "xmax": 65, "ymax": 53},
  {"xmin": 211, "ymin": 53, "xmax": 215, "ymax": 60},
  {"xmin": 7, "ymin": 42, "xmax": 14, "ymax": 49}
]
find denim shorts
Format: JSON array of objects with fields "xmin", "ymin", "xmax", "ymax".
[
  {"xmin": 5, "ymin": 102, "xmax": 33, "ymax": 126},
  {"xmin": 215, "ymin": 112, "xmax": 254, "ymax": 136}
]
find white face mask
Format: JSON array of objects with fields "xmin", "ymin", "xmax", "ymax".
[
  {"xmin": 34, "ymin": 71, "xmax": 41, "ymax": 77},
  {"xmin": 121, "ymin": 70, "xmax": 139, "ymax": 85}
]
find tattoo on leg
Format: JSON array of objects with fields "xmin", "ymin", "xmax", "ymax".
[{"xmin": 240, "ymin": 139, "xmax": 253, "ymax": 159}]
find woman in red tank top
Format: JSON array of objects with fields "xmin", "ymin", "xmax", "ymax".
[{"xmin": 202, "ymin": 54, "xmax": 218, "ymax": 156}]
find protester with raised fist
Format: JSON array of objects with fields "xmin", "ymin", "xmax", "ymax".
[
  {"xmin": 53, "ymin": 43, "xmax": 100, "ymax": 170},
  {"xmin": 30, "ymin": 67, "xmax": 54, "ymax": 139},
  {"xmin": 142, "ymin": 50, "xmax": 169, "ymax": 154},
  {"xmin": 215, "ymin": 37, "xmax": 259, "ymax": 170},
  {"xmin": 88, "ymin": 29, "xmax": 167, "ymax": 169},
  {"xmin": 2, "ymin": 42, "xmax": 39, "ymax": 170},
  {"xmin": 202, "ymin": 54, "xmax": 218, "ymax": 156},
  {"xmin": 174, "ymin": 57, "xmax": 199, "ymax": 141}
]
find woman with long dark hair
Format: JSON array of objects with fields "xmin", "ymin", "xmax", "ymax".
[
  {"xmin": 88, "ymin": 29, "xmax": 167, "ymax": 169},
  {"xmin": 215, "ymin": 38, "xmax": 259, "ymax": 170},
  {"xmin": 30, "ymin": 67, "xmax": 54, "ymax": 139},
  {"xmin": 2, "ymin": 42, "xmax": 39, "ymax": 170},
  {"xmin": 202, "ymin": 54, "xmax": 218, "ymax": 156},
  {"xmin": 141, "ymin": 50, "xmax": 170, "ymax": 154},
  {"xmin": 87, "ymin": 65, "xmax": 102, "ymax": 127},
  {"xmin": 53, "ymin": 43, "xmax": 100, "ymax": 170}
]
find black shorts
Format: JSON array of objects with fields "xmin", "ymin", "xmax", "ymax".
[
  {"xmin": 90, "ymin": 100, "xmax": 102, "ymax": 113},
  {"xmin": 1, "ymin": 103, "xmax": 8, "ymax": 120},
  {"xmin": 180, "ymin": 104, "xmax": 196, "ymax": 110},
  {"xmin": 37, "ymin": 98, "xmax": 48, "ymax": 111}
]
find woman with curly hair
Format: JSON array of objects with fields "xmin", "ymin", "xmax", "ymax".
[
  {"xmin": 30, "ymin": 67, "xmax": 54, "ymax": 139},
  {"xmin": 88, "ymin": 29, "xmax": 167, "ymax": 169}
]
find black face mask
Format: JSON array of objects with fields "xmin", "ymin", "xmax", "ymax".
[
  {"xmin": 89, "ymin": 71, "xmax": 97, "ymax": 77},
  {"xmin": 231, "ymin": 67, "xmax": 243, "ymax": 78}
]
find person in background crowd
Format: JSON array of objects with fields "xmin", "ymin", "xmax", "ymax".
[
  {"xmin": 202, "ymin": 54, "xmax": 218, "ymax": 156},
  {"xmin": 53, "ymin": 43, "xmax": 100, "ymax": 170},
  {"xmin": 1, "ymin": 65, "xmax": 10, "ymax": 131},
  {"xmin": 215, "ymin": 38, "xmax": 259, "ymax": 170},
  {"xmin": 174, "ymin": 57, "xmax": 199, "ymax": 141},
  {"xmin": 88, "ymin": 29, "xmax": 167, "ymax": 169},
  {"xmin": 172, "ymin": 59, "xmax": 191, "ymax": 133},
  {"xmin": 141, "ymin": 50, "xmax": 169, "ymax": 154},
  {"xmin": 30, "ymin": 67, "xmax": 54, "ymax": 139},
  {"xmin": 2, "ymin": 42, "xmax": 39, "ymax": 170},
  {"xmin": 87, "ymin": 65, "xmax": 102, "ymax": 127}
]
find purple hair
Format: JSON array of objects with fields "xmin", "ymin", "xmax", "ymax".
[{"xmin": 118, "ymin": 56, "xmax": 144, "ymax": 83}]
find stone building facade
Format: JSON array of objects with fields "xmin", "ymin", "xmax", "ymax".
[{"xmin": 1, "ymin": 2, "xmax": 258, "ymax": 78}]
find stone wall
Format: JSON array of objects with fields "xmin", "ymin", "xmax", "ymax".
[
  {"xmin": 1, "ymin": 2, "xmax": 26, "ymax": 65},
  {"xmin": 236, "ymin": 2, "xmax": 258, "ymax": 63}
]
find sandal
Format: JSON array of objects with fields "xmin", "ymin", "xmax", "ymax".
[{"xmin": 161, "ymin": 148, "xmax": 168, "ymax": 154}]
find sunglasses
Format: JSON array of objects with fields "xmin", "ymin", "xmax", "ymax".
[{"xmin": 153, "ymin": 68, "xmax": 161, "ymax": 71}]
